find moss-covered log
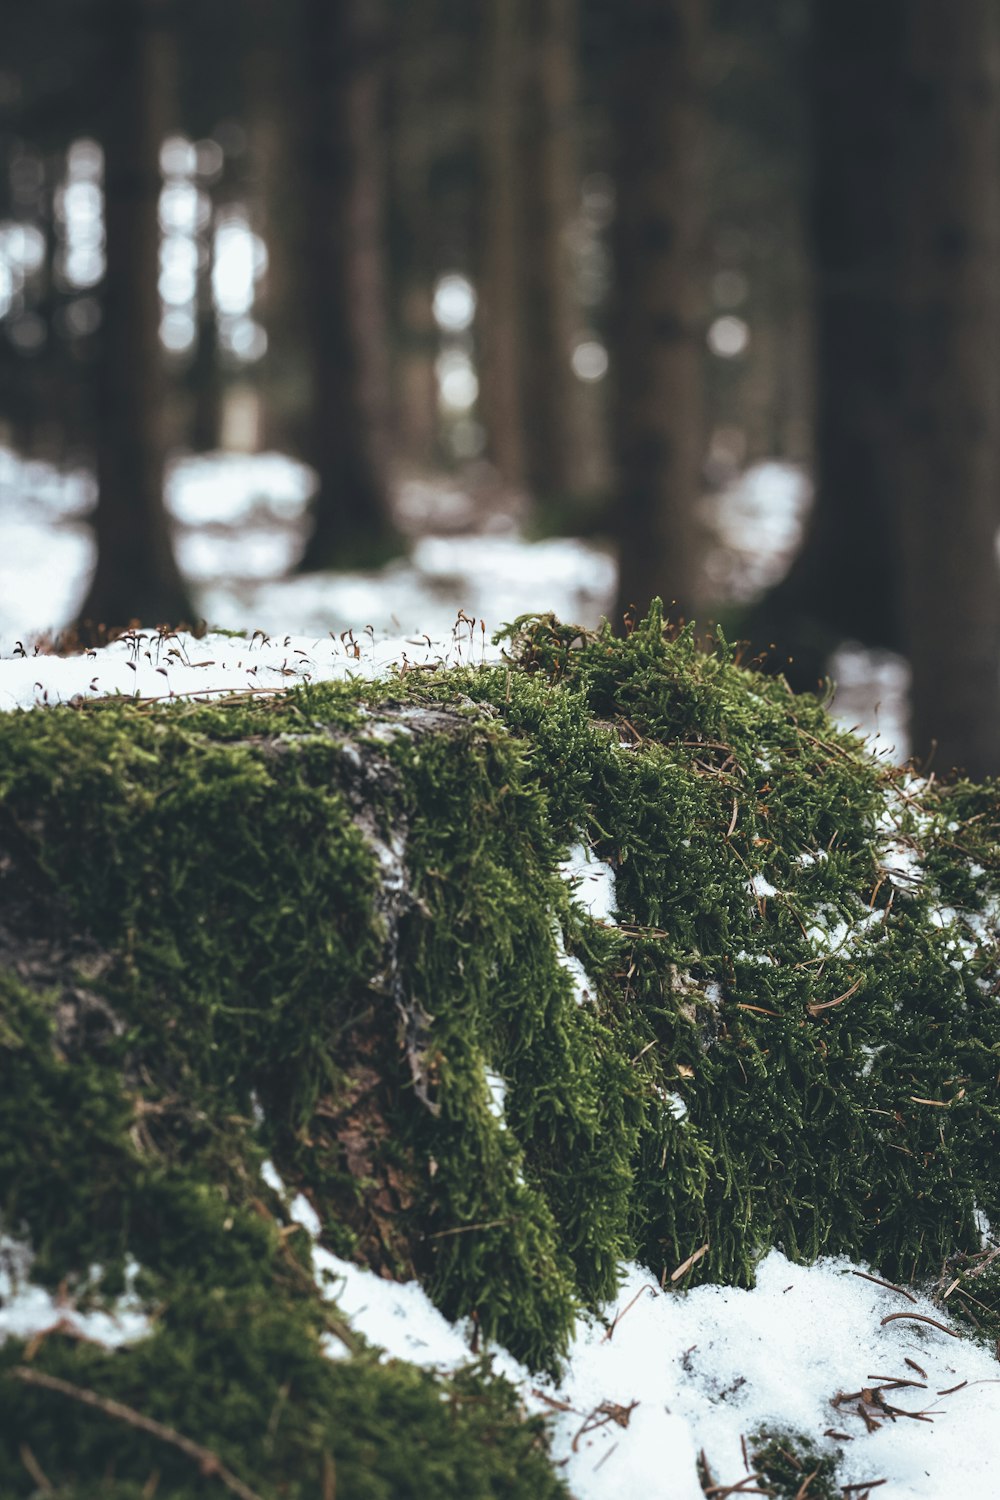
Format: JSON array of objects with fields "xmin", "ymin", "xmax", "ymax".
[{"xmin": 3, "ymin": 605, "xmax": 1000, "ymax": 1496}]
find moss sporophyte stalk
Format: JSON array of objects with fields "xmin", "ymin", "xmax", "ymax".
[{"xmin": 2, "ymin": 603, "xmax": 1000, "ymax": 1496}]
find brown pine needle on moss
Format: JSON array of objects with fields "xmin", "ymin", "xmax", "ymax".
[{"xmin": 10, "ymin": 1368, "xmax": 267, "ymax": 1500}]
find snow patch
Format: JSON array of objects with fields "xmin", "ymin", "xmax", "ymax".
[
  {"xmin": 0, "ymin": 1235, "xmax": 150, "ymax": 1349},
  {"xmin": 293, "ymin": 1232, "xmax": 1000, "ymax": 1500},
  {"xmin": 560, "ymin": 841, "xmax": 618, "ymax": 923}
]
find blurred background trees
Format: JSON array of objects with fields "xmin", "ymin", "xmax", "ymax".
[{"xmin": 2, "ymin": 0, "xmax": 999, "ymax": 774}]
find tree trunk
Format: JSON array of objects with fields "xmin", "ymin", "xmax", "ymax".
[
  {"xmin": 516, "ymin": 0, "xmax": 583, "ymax": 503},
  {"xmin": 746, "ymin": 4, "xmax": 905, "ymax": 686},
  {"xmin": 189, "ymin": 197, "xmax": 222, "ymax": 454},
  {"xmin": 611, "ymin": 0, "xmax": 706, "ymax": 628},
  {"xmin": 245, "ymin": 1, "xmax": 308, "ymax": 455},
  {"xmin": 477, "ymin": 0, "xmax": 526, "ymax": 489},
  {"xmin": 295, "ymin": 0, "xmax": 398, "ymax": 573},
  {"xmin": 78, "ymin": 0, "xmax": 194, "ymax": 634},
  {"xmin": 751, "ymin": 1, "xmax": 1000, "ymax": 775},
  {"xmin": 891, "ymin": 2, "xmax": 1000, "ymax": 778}
]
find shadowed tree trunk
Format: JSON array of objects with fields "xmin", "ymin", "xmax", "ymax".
[
  {"xmin": 611, "ymin": 0, "xmax": 706, "ymax": 628},
  {"xmin": 750, "ymin": 0, "xmax": 1000, "ymax": 776},
  {"xmin": 745, "ymin": 4, "xmax": 906, "ymax": 688},
  {"xmin": 245, "ymin": 1, "xmax": 308, "ymax": 455},
  {"xmin": 295, "ymin": 0, "xmax": 398, "ymax": 573},
  {"xmin": 891, "ymin": 2, "xmax": 1000, "ymax": 777},
  {"xmin": 477, "ymin": 0, "xmax": 526, "ymax": 488},
  {"xmin": 189, "ymin": 197, "xmax": 222, "ymax": 454},
  {"xmin": 79, "ymin": 0, "xmax": 194, "ymax": 633},
  {"xmin": 517, "ymin": 0, "xmax": 583, "ymax": 503}
]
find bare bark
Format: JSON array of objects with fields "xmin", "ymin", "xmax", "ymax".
[
  {"xmin": 477, "ymin": 0, "xmax": 526, "ymax": 488},
  {"xmin": 611, "ymin": 0, "xmax": 706, "ymax": 627},
  {"xmin": 750, "ymin": 3, "xmax": 905, "ymax": 684},
  {"xmin": 245, "ymin": 3, "xmax": 308, "ymax": 455},
  {"xmin": 517, "ymin": 0, "xmax": 583, "ymax": 501},
  {"xmin": 890, "ymin": 2, "xmax": 1000, "ymax": 777},
  {"xmin": 755, "ymin": 1, "xmax": 1000, "ymax": 775},
  {"xmin": 295, "ymin": 0, "xmax": 398, "ymax": 572},
  {"xmin": 79, "ymin": 0, "xmax": 194, "ymax": 633},
  {"xmin": 189, "ymin": 194, "xmax": 222, "ymax": 454}
]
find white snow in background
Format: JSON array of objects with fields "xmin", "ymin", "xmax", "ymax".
[
  {"xmin": 749, "ymin": 872, "xmax": 778, "ymax": 900},
  {"xmin": 699, "ymin": 461, "xmax": 809, "ymax": 604},
  {"xmin": 0, "ymin": 446, "xmax": 905, "ymax": 747},
  {"xmin": 0, "ymin": 1235, "xmax": 150, "ymax": 1348},
  {"xmin": 0, "ymin": 445, "xmax": 615, "ymax": 652},
  {"xmin": 272, "ymin": 1158, "xmax": 1000, "ymax": 1500},
  {"xmin": 830, "ymin": 643, "xmax": 910, "ymax": 763}
]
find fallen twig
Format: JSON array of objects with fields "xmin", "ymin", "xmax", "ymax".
[
  {"xmin": 603, "ymin": 1283, "xmax": 658, "ymax": 1341},
  {"xmin": 19, "ymin": 1443, "xmax": 52, "ymax": 1493},
  {"xmin": 9, "ymin": 1367, "xmax": 265, "ymax": 1500},
  {"xmin": 670, "ymin": 1242, "xmax": 710, "ymax": 1283}
]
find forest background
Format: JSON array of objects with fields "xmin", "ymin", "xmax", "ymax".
[{"xmin": 1, "ymin": 0, "xmax": 998, "ymax": 777}]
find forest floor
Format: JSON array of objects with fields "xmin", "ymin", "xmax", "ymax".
[
  {"xmin": 0, "ymin": 443, "xmax": 909, "ymax": 756},
  {"xmin": 2, "ymin": 446, "xmax": 962, "ymax": 1497},
  {"xmin": 1, "ymin": 616, "xmax": 998, "ymax": 1498}
]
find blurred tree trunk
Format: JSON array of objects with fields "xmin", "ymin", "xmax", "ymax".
[
  {"xmin": 891, "ymin": 2, "xmax": 1000, "ymax": 777},
  {"xmin": 387, "ymin": 13, "xmax": 440, "ymax": 472},
  {"xmin": 477, "ymin": 0, "xmax": 525, "ymax": 488},
  {"xmin": 79, "ymin": 0, "xmax": 194, "ymax": 633},
  {"xmin": 751, "ymin": 0, "xmax": 1000, "ymax": 775},
  {"xmin": 746, "ymin": 4, "xmax": 904, "ymax": 687},
  {"xmin": 189, "ymin": 202, "xmax": 222, "ymax": 453},
  {"xmin": 517, "ymin": 0, "xmax": 582, "ymax": 503},
  {"xmin": 245, "ymin": 3, "xmax": 307, "ymax": 454},
  {"xmin": 295, "ymin": 0, "xmax": 398, "ymax": 572},
  {"xmin": 611, "ymin": 0, "xmax": 706, "ymax": 628}
]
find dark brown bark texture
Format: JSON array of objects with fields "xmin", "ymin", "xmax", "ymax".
[
  {"xmin": 754, "ymin": 1, "xmax": 1000, "ymax": 777},
  {"xmin": 79, "ymin": 0, "xmax": 195, "ymax": 633},
  {"xmin": 295, "ymin": 0, "xmax": 397, "ymax": 572},
  {"xmin": 516, "ymin": 0, "xmax": 583, "ymax": 502},
  {"xmin": 611, "ymin": 0, "xmax": 706, "ymax": 628},
  {"xmin": 891, "ymin": 4, "xmax": 1000, "ymax": 778},
  {"xmin": 478, "ymin": 0, "xmax": 526, "ymax": 488}
]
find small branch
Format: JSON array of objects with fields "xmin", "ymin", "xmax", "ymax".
[
  {"xmin": 670, "ymin": 1242, "xmax": 710, "ymax": 1283},
  {"xmin": 9, "ymin": 1367, "xmax": 266, "ymax": 1500},
  {"xmin": 19, "ymin": 1443, "xmax": 53, "ymax": 1493}
]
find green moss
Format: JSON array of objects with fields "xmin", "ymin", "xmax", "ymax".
[
  {"xmin": 3, "ymin": 603, "xmax": 1000, "ymax": 1491},
  {"xmin": 749, "ymin": 1429, "xmax": 841, "ymax": 1499}
]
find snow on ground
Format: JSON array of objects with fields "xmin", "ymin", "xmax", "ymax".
[
  {"xmin": 0, "ymin": 624, "xmax": 502, "ymax": 713},
  {"xmin": 2, "ymin": 449, "xmax": 977, "ymax": 1496},
  {"xmin": 0, "ymin": 1235, "xmax": 150, "ymax": 1349},
  {"xmin": 0, "ymin": 445, "xmax": 902, "ymax": 754},
  {"xmin": 0, "ymin": 445, "xmax": 615, "ymax": 652},
  {"xmin": 265, "ymin": 1173, "xmax": 1000, "ymax": 1500},
  {"xmin": 560, "ymin": 841, "xmax": 619, "ymax": 924},
  {"xmin": 699, "ymin": 461, "xmax": 809, "ymax": 606}
]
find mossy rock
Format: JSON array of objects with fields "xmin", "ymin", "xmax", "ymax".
[{"xmin": 2, "ymin": 604, "xmax": 1000, "ymax": 1496}]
